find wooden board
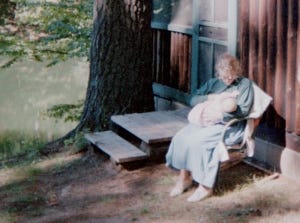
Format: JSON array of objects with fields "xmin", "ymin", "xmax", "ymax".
[
  {"xmin": 85, "ymin": 131, "xmax": 148, "ymax": 163},
  {"xmin": 111, "ymin": 108, "xmax": 190, "ymax": 144}
]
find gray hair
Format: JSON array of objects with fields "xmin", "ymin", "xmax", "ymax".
[{"xmin": 215, "ymin": 53, "xmax": 242, "ymax": 76}]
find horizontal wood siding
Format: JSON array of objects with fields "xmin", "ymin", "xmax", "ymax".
[
  {"xmin": 238, "ymin": 0, "xmax": 300, "ymax": 144},
  {"xmin": 153, "ymin": 30, "xmax": 191, "ymax": 92}
]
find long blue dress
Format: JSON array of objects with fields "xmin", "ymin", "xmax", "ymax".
[{"xmin": 165, "ymin": 77, "xmax": 254, "ymax": 188}]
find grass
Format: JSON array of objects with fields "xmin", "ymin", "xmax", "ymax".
[
  {"xmin": 0, "ymin": 150, "xmax": 298, "ymax": 223},
  {"xmin": 0, "ymin": 131, "xmax": 58, "ymax": 220},
  {"xmin": 214, "ymin": 163, "xmax": 267, "ymax": 196},
  {"xmin": 0, "ymin": 131, "xmax": 296, "ymax": 223},
  {"xmin": 0, "ymin": 130, "xmax": 47, "ymax": 167},
  {"xmin": 0, "ymin": 140, "xmax": 85, "ymax": 221}
]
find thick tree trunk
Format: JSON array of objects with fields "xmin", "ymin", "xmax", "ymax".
[
  {"xmin": 0, "ymin": 0, "xmax": 16, "ymax": 25},
  {"xmin": 44, "ymin": 0, "xmax": 154, "ymax": 153},
  {"xmin": 79, "ymin": 0, "xmax": 154, "ymax": 130}
]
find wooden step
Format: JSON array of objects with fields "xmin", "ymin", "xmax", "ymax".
[
  {"xmin": 111, "ymin": 108, "xmax": 190, "ymax": 144},
  {"xmin": 85, "ymin": 131, "xmax": 148, "ymax": 163}
]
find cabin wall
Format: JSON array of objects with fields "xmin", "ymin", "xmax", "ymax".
[{"xmin": 238, "ymin": 0, "xmax": 300, "ymax": 180}]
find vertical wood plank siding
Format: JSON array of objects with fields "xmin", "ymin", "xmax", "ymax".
[
  {"xmin": 296, "ymin": 0, "xmax": 300, "ymax": 134},
  {"xmin": 248, "ymin": 0, "xmax": 259, "ymax": 82},
  {"xmin": 286, "ymin": 0, "xmax": 298, "ymax": 132},
  {"xmin": 152, "ymin": 30, "xmax": 171, "ymax": 85},
  {"xmin": 152, "ymin": 30, "xmax": 191, "ymax": 92},
  {"xmin": 238, "ymin": 0, "xmax": 300, "ymax": 138},
  {"xmin": 257, "ymin": 0, "xmax": 267, "ymax": 89},
  {"xmin": 239, "ymin": 0, "xmax": 249, "ymax": 79}
]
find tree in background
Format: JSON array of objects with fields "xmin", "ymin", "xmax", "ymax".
[
  {"xmin": 0, "ymin": 0, "xmax": 92, "ymax": 67},
  {"xmin": 78, "ymin": 0, "xmax": 154, "ymax": 130},
  {"xmin": 45, "ymin": 0, "xmax": 154, "ymax": 152}
]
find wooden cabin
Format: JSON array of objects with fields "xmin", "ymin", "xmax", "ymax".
[{"xmin": 151, "ymin": 0, "xmax": 300, "ymax": 181}]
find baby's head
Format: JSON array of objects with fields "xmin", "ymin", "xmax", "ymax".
[{"xmin": 221, "ymin": 97, "xmax": 237, "ymax": 113}]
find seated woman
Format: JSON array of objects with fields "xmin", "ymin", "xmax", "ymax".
[{"xmin": 165, "ymin": 53, "xmax": 254, "ymax": 202}]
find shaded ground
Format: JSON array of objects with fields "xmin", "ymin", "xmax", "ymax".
[{"xmin": 1, "ymin": 148, "xmax": 300, "ymax": 223}]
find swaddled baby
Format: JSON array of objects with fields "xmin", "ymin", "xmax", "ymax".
[{"xmin": 188, "ymin": 91, "xmax": 238, "ymax": 126}]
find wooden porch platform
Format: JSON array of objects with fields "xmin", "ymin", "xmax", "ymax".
[
  {"xmin": 85, "ymin": 108, "xmax": 190, "ymax": 164},
  {"xmin": 111, "ymin": 108, "xmax": 189, "ymax": 144}
]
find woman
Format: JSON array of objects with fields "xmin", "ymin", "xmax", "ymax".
[{"xmin": 165, "ymin": 53, "xmax": 254, "ymax": 202}]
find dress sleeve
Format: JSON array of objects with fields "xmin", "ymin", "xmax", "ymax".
[
  {"xmin": 189, "ymin": 79, "xmax": 214, "ymax": 106},
  {"xmin": 222, "ymin": 78, "xmax": 254, "ymax": 122}
]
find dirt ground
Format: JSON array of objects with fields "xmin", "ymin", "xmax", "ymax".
[{"xmin": 1, "ymin": 148, "xmax": 300, "ymax": 223}]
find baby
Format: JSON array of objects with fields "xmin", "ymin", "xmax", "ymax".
[{"xmin": 188, "ymin": 92, "xmax": 238, "ymax": 126}]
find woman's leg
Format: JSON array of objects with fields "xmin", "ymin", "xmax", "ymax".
[
  {"xmin": 169, "ymin": 169, "xmax": 193, "ymax": 197},
  {"xmin": 179, "ymin": 169, "xmax": 192, "ymax": 182}
]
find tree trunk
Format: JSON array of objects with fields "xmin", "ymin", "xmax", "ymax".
[
  {"xmin": 44, "ymin": 0, "xmax": 154, "ymax": 153},
  {"xmin": 0, "ymin": 0, "xmax": 16, "ymax": 25}
]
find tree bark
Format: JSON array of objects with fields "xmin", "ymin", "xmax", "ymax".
[{"xmin": 44, "ymin": 0, "xmax": 154, "ymax": 153}]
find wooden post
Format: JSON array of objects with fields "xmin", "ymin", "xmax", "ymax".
[
  {"xmin": 239, "ymin": 0, "xmax": 249, "ymax": 77},
  {"xmin": 274, "ymin": 0, "xmax": 287, "ymax": 118},
  {"xmin": 183, "ymin": 35, "xmax": 190, "ymax": 92},
  {"xmin": 285, "ymin": 0, "xmax": 298, "ymax": 132},
  {"xmin": 296, "ymin": 0, "xmax": 300, "ymax": 134},
  {"xmin": 248, "ymin": 0, "xmax": 259, "ymax": 81},
  {"xmin": 228, "ymin": 0, "xmax": 238, "ymax": 56},
  {"xmin": 266, "ymin": 0, "xmax": 277, "ymax": 98},
  {"xmin": 190, "ymin": 0, "xmax": 200, "ymax": 93},
  {"xmin": 170, "ymin": 33, "xmax": 176, "ymax": 87},
  {"xmin": 258, "ymin": 0, "xmax": 268, "ymax": 89}
]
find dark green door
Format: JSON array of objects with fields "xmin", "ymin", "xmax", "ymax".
[{"xmin": 191, "ymin": 0, "xmax": 238, "ymax": 92}]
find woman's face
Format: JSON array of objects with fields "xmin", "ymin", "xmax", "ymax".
[{"xmin": 218, "ymin": 70, "xmax": 238, "ymax": 85}]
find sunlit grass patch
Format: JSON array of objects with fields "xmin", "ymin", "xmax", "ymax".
[
  {"xmin": 0, "ymin": 130, "xmax": 47, "ymax": 164},
  {"xmin": 14, "ymin": 165, "xmax": 45, "ymax": 182},
  {"xmin": 155, "ymin": 174, "xmax": 174, "ymax": 186}
]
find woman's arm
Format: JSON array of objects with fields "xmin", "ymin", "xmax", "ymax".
[
  {"xmin": 190, "ymin": 95, "xmax": 208, "ymax": 106},
  {"xmin": 189, "ymin": 78, "xmax": 221, "ymax": 106},
  {"xmin": 222, "ymin": 78, "xmax": 254, "ymax": 122}
]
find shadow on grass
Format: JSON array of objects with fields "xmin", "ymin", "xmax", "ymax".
[
  {"xmin": 214, "ymin": 162, "xmax": 267, "ymax": 196},
  {"xmin": 0, "ymin": 170, "xmax": 47, "ymax": 219},
  {"xmin": 0, "ymin": 149, "xmax": 107, "ymax": 221}
]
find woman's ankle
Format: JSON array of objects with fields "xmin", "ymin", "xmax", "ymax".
[
  {"xmin": 199, "ymin": 185, "xmax": 212, "ymax": 193},
  {"xmin": 179, "ymin": 169, "xmax": 191, "ymax": 182}
]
